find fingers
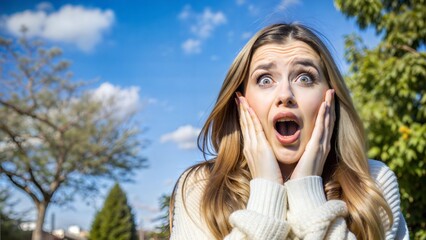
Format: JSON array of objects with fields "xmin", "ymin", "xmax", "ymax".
[
  {"xmin": 309, "ymin": 101, "xmax": 327, "ymax": 146},
  {"xmin": 242, "ymin": 101, "xmax": 257, "ymax": 144},
  {"xmin": 237, "ymin": 93, "xmax": 251, "ymax": 147},
  {"xmin": 236, "ymin": 92, "xmax": 263, "ymax": 137},
  {"xmin": 235, "ymin": 92, "xmax": 283, "ymax": 183},
  {"xmin": 296, "ymin": 89, "xmax": 335, "ymax": 177},
  {"xmin": 323, "ymin": 89, "xmax": 335, "ymax": 156},
  {"xmin": 323, "ymin": 89, "xmax": 333, "ymax": 140},
  {"xmin": 326, "ymin": 89, "xmax": 335, "ymax": 143},
  {"xmin": 247, "ymin": 102, "xmax": 264, "ymax": 135},
  {"xmin": 237, "ymin": 92, "xmax": 258, "ymax": 171},
  {"xmin": 312, "ymin": 89, "xmax": 335, "ymax": 144}
]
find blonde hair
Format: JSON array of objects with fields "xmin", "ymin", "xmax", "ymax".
[{"xmin": 171, "ymin": 23, "xmax": 393, "ymax": 239}]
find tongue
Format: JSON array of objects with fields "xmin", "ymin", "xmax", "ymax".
[
  {"xmin": 287, "ymin": 122, "xmax": 298, "ymax": 135},
  {"xmin": 277, "ymin": 121, "xmax": 298, "ymax": 136}
]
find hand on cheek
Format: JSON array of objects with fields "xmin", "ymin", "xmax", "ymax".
[
  {"xmin": 291, "ymin": 89, "xmax": 336, "ymax": 179},
  {"xmin": 236, "ymin": 92, "xmax": 283, "ymax": 184}
]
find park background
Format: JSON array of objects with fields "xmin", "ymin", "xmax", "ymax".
[{"xmin": 1, "ymin": 0, "xmax": 424, "ymax": 239}]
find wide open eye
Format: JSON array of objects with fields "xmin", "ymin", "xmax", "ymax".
[
  {"xmin": 296, "ymin": 74, "xmax": 314, "ymax": 85},
  {"xmin": 257, "ymin": 75, "xmax": 274, "ymax": 87}
]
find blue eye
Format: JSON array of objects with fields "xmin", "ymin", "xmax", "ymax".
[
  {"xmin": 296, "ymin": 74, "xmax": 314, "ymax": 85},
  {"xmin": 257, "ymin": 75, "xmax": 274, "ymax": 87}
]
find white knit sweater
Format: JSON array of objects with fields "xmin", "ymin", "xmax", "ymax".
[{"xmin": 171, "ymin": 160, "xmax": 409, "ymax": 239}]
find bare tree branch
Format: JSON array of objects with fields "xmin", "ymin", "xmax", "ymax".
[
  {"xmin": 27, "ymin": 166, "xmax": 47, "ymax": 200},
  {"xmin": 1, "ymin": 167, "xmax": 40, "ymax": 205}
]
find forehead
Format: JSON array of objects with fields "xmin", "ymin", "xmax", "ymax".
[{"xmin": 250, "ymin": 41, "xmax": 321, "ymax": 66}]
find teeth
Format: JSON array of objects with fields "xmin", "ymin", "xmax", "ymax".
[{"xmin": 277, "ymin": 119, "xmax": 295, "ymax": 122}]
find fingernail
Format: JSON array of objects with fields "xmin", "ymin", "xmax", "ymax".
[{"xmin": 236, "ymin": 92, "xmax": 243, "ymax": 98}]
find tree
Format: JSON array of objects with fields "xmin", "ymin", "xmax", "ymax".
[
  {"xmin": 0, "ymin": 188, "xmax": 32, "ymax": 240},
  {"xmin": 89, "ymin": 183, "xmax": 137, "ymax": 240},
  {"xmin": 153, "ymin": 194, "xmax": 171, "ymax": 239},
  {"xmin": 0, "ymin": 35, "xmax": 147, "ymax": 240},
  {"xmin": 335, "ymin": 0, "xmax": 426, "ymax": 238}
]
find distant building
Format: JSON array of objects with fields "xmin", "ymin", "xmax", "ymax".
[
  {"xmin": 19, "ymin": 222, "xmax": 88, "ymax": 240},
  {"xmin": 20, "ymin": 222, "xmax": 37, "ymax": 231},
  {"xmin": 52, "ymin": 225, "xmax": 88, "ymax": 240}
]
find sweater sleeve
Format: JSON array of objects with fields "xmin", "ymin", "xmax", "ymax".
[
  {"xmin": 369, "ymin": 160, "xmax": 410, "ymax": 240},
  {"xmin": 170, "ymin": 168, "xmax": 291, "ymax": 240},
  {"xmin": 226, "ymin": 178, "xmax": 290, "ymax": 239},
  {"xmin": 285, "ymin": 176, "xmax": 356, "ymax": 240}
]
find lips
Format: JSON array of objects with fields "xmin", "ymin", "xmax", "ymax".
[{"xmin": 273, "ymin": 112, "xmax": 301, "ymax": 145}]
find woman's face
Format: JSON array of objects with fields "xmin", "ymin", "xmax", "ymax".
[{"xmin": 244, "ymin": 40, "xmax": 330, "ymax": 165}]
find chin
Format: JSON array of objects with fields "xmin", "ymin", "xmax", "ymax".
[{"xmin": 273, "ymin": 147, "xmax": 302, "ymax": 165}]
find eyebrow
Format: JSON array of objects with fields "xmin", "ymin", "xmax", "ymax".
[
  {"xmin": 250, "ymin": 62, "xmax": 277, "ymax": 78},
  {"xmin": 292, "ymin": 58, "xmax": 321, "ymax": 72}
]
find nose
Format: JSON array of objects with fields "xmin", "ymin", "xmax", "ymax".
[{"xmin": 276, "ymin": 82, "xmax": 297, "ymax": 108}]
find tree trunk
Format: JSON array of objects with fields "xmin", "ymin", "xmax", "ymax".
[{"xmin": 32, "ymin": 202, "xmax": 49, "ymax": 240}]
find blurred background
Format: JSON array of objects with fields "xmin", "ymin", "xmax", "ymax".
[{"xmin": 0, "ymin": 0, "xmax": 424, "ymax": 239}]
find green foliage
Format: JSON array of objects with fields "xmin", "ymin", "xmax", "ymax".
[
  {"xmin": 144, "ymin": 231, "xmax": 169, "ymax": 240},
  {"xmin": 0, "ymin": 188, "xmax": 31, "ymax": 240},
  {"xmin": 0, "ymin": 35, "xmax": 147, "ymax": 240},
  {"xmin": 89, "ymin": 183, "xmax": 137, "ymax": 240},
  {"xmin": 154, "ymin": 194, "xmax": 171, "ymax": 238},
  {"xmin": 335, "ymin": 0, "xmax": 426, "ymax": 238}
]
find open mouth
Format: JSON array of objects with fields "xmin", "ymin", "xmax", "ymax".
[
  {"xmin": 273, "ymin": 112, "xmax": 301, "ymax": 145},
  {"xmin": 275, "ymin": 120, "xmax": 300, "ymax": 137}
]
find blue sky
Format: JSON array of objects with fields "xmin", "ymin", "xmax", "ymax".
[{"xmin": 0, "ymin": 0, "xmax": 379, "ymax": 232}]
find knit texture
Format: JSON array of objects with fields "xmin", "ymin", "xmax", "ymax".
[{"xmin": 170, "ymin": 160, "xmax": 409, "ymax": 239}]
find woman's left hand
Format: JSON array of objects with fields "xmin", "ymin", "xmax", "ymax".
[
  {"xmin": 291, "ymin": 89, "xmax": 336, "ymax": 179},
  {"xmin": 237, "ymin": 92, "xmax": 284, "ymax": 184}
]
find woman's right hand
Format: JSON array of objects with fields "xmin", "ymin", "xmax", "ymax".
[
  {"xmin": 237, "ymin": 92, "xmax": 283, "ymax": 184},
  {"xmin": 290, "ymin": 89, "xmax": 335, "ymax": 180}
]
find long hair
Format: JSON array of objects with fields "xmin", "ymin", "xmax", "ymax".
[{"xmin": 171, "ymin": 23, "xmax": 393, "ymax": 239}]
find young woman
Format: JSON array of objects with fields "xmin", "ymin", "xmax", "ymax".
[{"xmin": 170, "ymin": 23, "xmax": 409, "ymax": 239}]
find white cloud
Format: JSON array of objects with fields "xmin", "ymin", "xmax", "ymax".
[
  {"xmin": 235, "ymin": 1, "xmax": 258, "ymax": 16},
  {"xmin": 146, "ymin": 98, "xmax": 158, "ymax": 105},
  {"xmin": 277, "ymin": 0, "xmax": 300, "ymax": 11},
  {"xmin": 92, "ymin": 82, "xmax": 140, "ymax": 119},
  {"xmin": 191, "ymin": 8, "xmax": 226, "ymax": 39},
  {"xmin": 248, "ymin": 4, "xmax": 260, "ymax": 16},
  {"xmin": 178, "ymin": 5, "xmax": 191, "ymax": 20},
  {"xmin": 4, "ymin": 5, "xmax": 114, "ymax": 52},
  {"xmin": 5, "ymin": 10, "xmax": 47, "ymax": 37},
  {"xmin": 182, "ymin": 39, "xmax": 201, "ymax": 54},
  {"xmin": 140, "ymin": 97, "xmax": 159, "ymax": 109},
  {"xmin": 36, "ymin": 2, "xmax": 53, "ymax": 12},
  {"xmin": 236, "ymin": 0, "xmax": 245, "ymax": 5},
  {"xmin": 241, "ymin": 32, "xmax": 252, "ymax": 40},
  {"xmin": 178, "ymin": 6, "xmax": 226, "ymax": 54},
  {"xmin": 160, "ymin": 125, "xmax": 201, "ymax": 150}
]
